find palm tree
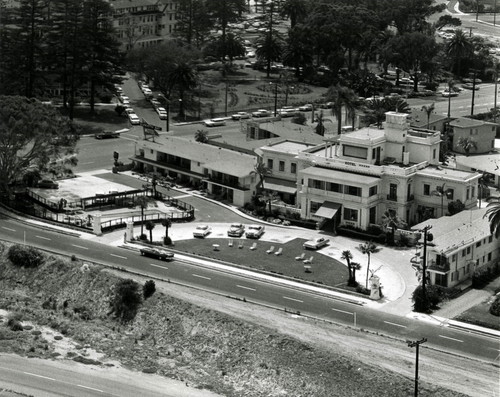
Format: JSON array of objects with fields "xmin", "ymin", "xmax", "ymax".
[
  {"xmin": 381, "ymin": 210, "xmax": 407, "ymax": 246},
  {"xmin": 350, "ymin": 262, "xmax": 362, "ymax": 285},
  {"xmin": 456, "ymin": 137, "xmax": 477, "ymax": 156},
  {"xmin": 145, "ymin": 221, "xmax": 155, "ymax": 243},
  {"xmin": 280, "ymin": 0, "xmax": 308, "ymax": 29},
  {"xmin": 421, "ymin": 102, "xmax": 435, "ymax": 129},
  {"xmin": 258, "ymin": 190, "xmax": 279, "ymax": 215},
  {"xmin": 341, "ymin": 250, "xmax": 355, "ymax": 286},
  {"xmin": 251, "ymin": 160, "xmax": 272, "ymax": 192},
  {"xmin": 255, "ymin": 30, "xmax": 284, "ymax": 78},
  {"xmin": 325, "ymin": 85, "xmax": 358, "ymax": 135},
  {"xmin": 446, "ymin": 79, "xmax": 457, "ymax": 118},
  {"xmin": 195, "ymin": 129, "xmax": 208, "ymax": 143},
  {"xmin": 168, "ymin": 61, "xmax": 198, "ymax": 119},
  {"xmin": 161, "ymin": 217, "xmax": 172, "ymax": 239},
  {"xmin": 485, "ymin": 202, "xmax": 500, "ymax": 238},
  {"xmin": 135, "ymin": 195, "xmax": 151, "ymax": 237},
  {"xmin": 357, "ymin": 241, "xmax": 382, "ymax": 289},
  {"xmin": 446, "ymin": 29, "xmax": 473, "ymax": 77}
]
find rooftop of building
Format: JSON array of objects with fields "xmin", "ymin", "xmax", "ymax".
[
  {"xmin": 409, "ymin": 109, "xmax": 449, "ymax": 129},
  {"xmin": 341, "ymin": 126, "xmax": 386, "ymax": 142},
  {"xmin": 449, "ymin": 117, "xmax": 495, "ymax": 128},
  {"xmin": 300, "ymin": 166, "xmax": 380, "ymax": 184},
  {"xmin": 412, "ymin": 208, "xmax": 492, "ymax": 255},
  {"xmin": 416, "ymin": 164, "xmax": 480, "ymax": 182},
  {"xmin": 260, "ymin": 140, "xmax": 316, "ymax": 154}
]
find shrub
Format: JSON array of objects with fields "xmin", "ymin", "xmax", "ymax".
[
  {"xmin": 7, "ymin": 244, "xmax": 44, "ymax": 268},
  {"xmin": 112, "ymin": 279, "xmax": 142, "ymax": 323},
  {"xmin": 139, "ymin": 234, "xmax": 148, "ymax": 241},
  {"xmin": 412, "ymin": 285, "xmax": 445, "ymax": 313},
  {"xmin": 291, "ymin": 112, "xmax": 307, "ymax": 125},
  {"xmin": 143, "ymin": 280, "xmax": 156, "ymax": 299},
  {"xmin": 7, "ymin": 318, "xmax": 23, "ymax": 332},
  {"xmin": 490, "ymin": 295, "xmax": 500, "ymax": 316},
  {"xmin": 163, "ymin": 236, "xmax": 172, "ymax": 246}
]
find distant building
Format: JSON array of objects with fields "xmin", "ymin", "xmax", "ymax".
[
  {"xmin": 449, "ymin": 117, "xmax": 496, "ymax": 155},
  {"xmin": 110, "ymin": 0, "xmax": 178, "ymax": 51},
  {"xmin": 412, "ymin": 208, "xmax": 499, "ymax": 289}
]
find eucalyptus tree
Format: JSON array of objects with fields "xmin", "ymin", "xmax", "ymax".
[
  {"xmin": 175, "ymin": 0, "xmax": 212, "ymax": 48},
  {"xmin": 282, "ymin": 26, "xmax": 313, "ymax": 79}
]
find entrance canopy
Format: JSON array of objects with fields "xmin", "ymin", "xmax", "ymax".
[
  {"xmin": 315, "ymin": 201, "xmax": 341, "ymax": 218},
  {"xmin": 263, "ymin": 178, "xmax": 297, "ymax": 194}
]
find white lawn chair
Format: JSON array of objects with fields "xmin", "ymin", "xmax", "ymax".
[
  {"xmin": 303, "ymin": 256, "xmax": 314, "ymax": 264},
  {"xmin": 238, "ymin": 241, "xmax": 244, "ymax": 249},
  {"xmin": 266, "ymin": 245, "xmax": 275, "ymax": 254},
  {"xmin": 250, "ymin": 242, "xmax": 257, "ymax": 250},
  {"xmin": 295, "ymin": 253, "xmax": 305, "ymax": 261},
  {"xmin": 228, "ymin": 239, "xmax": 233, "ymax": 247},
  {"xmin": 274, "ymin": 247, "xmax": 283, "ymax": 256}
]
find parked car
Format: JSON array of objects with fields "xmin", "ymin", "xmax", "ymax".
[
  {"xmin": 125, "ymin": 107, "xmax": 135, "ymax": 114},
  {"xmin": 193, "ymin": 225, "xmax": 211, "ymax": 238},
  {"xmin": 231, "ymin": 111, "xmax": 251, "ymax": 120},
  {"xmin": 462, "ymin": 83, "xmax": 480, "ymax": 90},
  {"xmin": 95, "ymin": 130, "xmax": 120, "ymax": 139},
  {"xmin": 227, "ymin": 223, "xmax": 245, "ymax": 237},
  {"xmin": 128, "ymin": 113, "xmax": 141, "ymax": 125},
  {"xmin": 303, "ymin": 237, "xmax": 330, "ymax": 250},
  {"xmin": 139, "ymin": 247, "xmax": 174, "ymax": 261},
  {"xmin": 298, "ymin": 104, "xmax": 313, "ymax": 111},
  {"xmin": 442, "ymin": 90, "xmax": 459, "ymax": 97},
  {"xmin": 156, "ymin": 107, "xmax": 168, "ymax": 120},
  {"xmin": 204, "ymin": 118, "xmax": 226, "ymax": 127},
  {"xmin": 252, "ymin": 109, "xmax": 272, "ymax": 117},
  {"xmin": 245, "ymin": 224, "xmax": 265, "ymax": 239},
  {"xmin": 150, "ymin": 99, "xmax": 161, "ymax": 108},
  {"xmin": 37, "ymin": 179, "xmax": 59, "ymax": 189}
]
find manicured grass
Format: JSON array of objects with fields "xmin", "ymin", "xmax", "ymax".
[
  {"xmin": 59, "ymin": 106, "xmax": 129, "ymax": 133},
  {"xmin": 173, "ymin": 237, "xmax": 350, "ymax": 288},
  {"xmin": 454, "ymin": 299, "xmax": 500, "ymax": 331}
]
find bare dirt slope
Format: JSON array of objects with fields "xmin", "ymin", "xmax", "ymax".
[{"xmin": 0, "ymin": 248, "xmax": 497, "ymax": 397}]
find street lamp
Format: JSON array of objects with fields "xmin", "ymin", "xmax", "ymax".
[{"xmin": 407, "ymin": 337, "xmax": 427, "ymax": 397}]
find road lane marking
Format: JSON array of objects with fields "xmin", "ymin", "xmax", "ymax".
[
  {"xmin": 109, "ymin": 253, "xmax": 127, "ymax": 260},
  {"xmin": 71, "ymin": 244, "xmax": 88, "ymax": 250},
  {"xmin": 23, "ymin": 372, "xmax": 55, "ymax": 381},
  {"xmin": 77, "ymin": 385, "xmax": 104, "ymax": 393},
  {"xmin": 237, "ymin": 284, "xmax": 256, "ymax": 291},
  {"xmin": 332, "ymin": 307, "xmax": 354, "ymax": 315},
  {"xmin": 1, "ymin": 226, "xmax": 16, "ymax": 232},
  {"xmin": 283, "ymin": 296, "xmax": 303, "ymax": 303},
  {"xmin": 35, "ymin": 235, "xmax": 51, "ymax": 240},
  {"xmin": 384, "ymin": 321, "xmax": 407, "ymax": 328},
  {"xmin": 150, "ymin": 263, "xmax": 168, "ymax": 270},
  {"xmin": 439, "ymin": 335, "xmax": 464, "ymax": 343},
  {"xmin": 192, "ymin": 274, "xmax": 211, "ymax": 280},
  {"xmin": 79, "ymin": 161, "xmax": 95, "ymax": 165}
]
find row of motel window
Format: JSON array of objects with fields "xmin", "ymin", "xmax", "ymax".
[
  {"xmin": 267, "ymin": 159, "xmax": 296, "ymax": 174},
  {"xmin": 308, "ymin": 179, "xmax": 374, "ymax": 197},
  {"xmin": 448, "ymin": 235, "xmax": 494, "ymax": 281}
]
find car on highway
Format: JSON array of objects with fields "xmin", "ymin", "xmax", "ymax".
[
  {"xmin": 298, "ymin": 104, "xmax": 313, "ymax": 111},
  {"xmin": 231, "ymin": 111, "xmax": 251, "ymax": 120},
  {"xmin": 204, "ymin": 118, "xmax": 226, "ymax": 127},
  {"xmin": 278, "ymin": 107, "xmax": 296, "ymax": 117},
  {"xmin": 139, "ymin": 247, "xmax": 174, "ymax": 261},
  {"xmin": 442, "ymin": 90, "xmax": 459, "ymax": 97},
  {"xmin": 252, "ymin": 109, "xmax": 272, "ymax": 117},
  {"xmin": 462, "ymin": 83, "xmax": 480, "ymax": 90},
  {"xmin": 37, "ymin": 179, "xmax": 59, "ymax": 189},
  {"xmin": 193, "ymin": 225, "xmax": 211, "ymax": 238},
  {"xmin": 150, "ymin": 99, "xmax": 161, "ymax": 108},
  {"xmin": 245, "ymin": 224, "xmax": 265, "ymax": 239},
  {"xmin": 227, "ymin": 223, "xmax": 245, "ymax": 237},
  {"xmin": 119, "ymin": 95, "xmax": 130, "ymax": 105},
  {"xmin": 128, "ymin": 113, "xmax": 141, "ymax": 125},
  {"xmin": 303, "ymin": 237, "xmax": 330, "ymax": 250}
]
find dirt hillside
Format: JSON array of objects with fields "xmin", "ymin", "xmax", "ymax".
[{"xmin": 0, "ymin": 244, "xmax": 496, "ymax": 396}]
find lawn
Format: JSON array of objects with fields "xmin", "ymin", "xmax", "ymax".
[
  {"xmin": 59, "ymin": 106, "xmax": 129, "ymax": 134},
  {"xmin": 173, "ymin": 237, "xmax": 350, "ymax": 289},
  {"xmin": 454, "ymin": 299, "xmax": 500, "ymax": 331}
]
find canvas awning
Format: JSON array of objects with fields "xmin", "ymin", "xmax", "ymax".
[
  {"xmin": 314, "ymin": 201, "xmax": 341, "ymax": 218},
  {"xmin": 263, "ymin": 178, "xmax": 297, "ymax": 194}
]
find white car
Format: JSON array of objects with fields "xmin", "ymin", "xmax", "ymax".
[
  {"xmin": 251, "ymin": 109, "xmax": 271, "ymax": 117},
  {"xmin": 204, "ymin": 118, "xmax": 226, "ymax": 127},
  {"xmin": 245, "ymin": 224, "xmax": 265, "ymax": 239},
  {"xmin": 193, "ymin": 225, "xmax": 211, "ymax": 238},
  {"xmin": 298, "ymin": 104, "xmax": 313, "ymax": 111},
  {"xmin": 125, "ymin": 107, "xmax": 135, "ymax": 114},
  {"xmin": 128, "ymin": 113, "xmax": 141, "ymax": 125},
  {"xmin": 303, "ymin": 237, "xmax": 330, "ymax": 250},
  {"xmin": 231, "ymin": 111, "xmax": 251, "ymax": 120},
  {"xmin": 156, "ymin": 107, "xmax": 168, "ymax": 120},
  {"xmin": 278, "ymin": 107, "xmax": 296, "ymax": 117},
  {"xmin": 442, "ymin": 90, "xmax": 458, "ymax": 97},
  {"xmin": 227, "ymin": 223, "xmax": 245, "ymax": 237}
]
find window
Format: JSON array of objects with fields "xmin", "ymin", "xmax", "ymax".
[
  {"xmin": 471, "ymin": 187, "xmax": 475, "ymax": 198},
  {"xmin": 466, "ymin": 187, "xmax": 470, "ymax": 200},
  {"xmin": 488, "ymin": 252, "xmax": 492, "ymax": 261},
  {"xmin": 389, "ymin": 184, "xmax": 397, "ymax": 199},
  {"xmin": 291, "ymin": 162, "xmax": 297, "ymax": 174},
  {"xmin": 452, "ymin": 254, "xmax": 456, "ymax": 262},
  {"xmin": 343, "ymin": 145, "xmax": 368, "ymax": 159},
  {"xmin": 310, "ymin": 201, "xmax": 321, "ymax": 212},
  {"xmin": 423, "ymin": 184, "xmax": 430, "ymax": 196},
  {"xmin": 447, "ymin": 189, "xmax": 454, "ymax": 200},
  {"xmin": 462, "ymin": 249, "xmax": 466, "ymax": 257},
  {"xmin": 433, "ymin": 148, "xmax": 436, "ymax": 159},
  {"xmin": 369, "ymin": 186, "xmax": 378, "ymax": 196},
  {"xmin": 328, "ymin": 182, "xmax": 342, "ymax": 193},
  {"xmin": 346, "ymin": 185, "xmax": 362, "ymax": 196},
  {"xmin": 344, "ymin": 208, "xmax": 358, "ymax": 221},
  {"xmin": 369, "ymin": 206, "xmax": 376, "ymax": 224},
  {"xmin": 467, "ymin": 247, "xmax": 471, "ymax": 254},
  {"xmin": 309, "ymin": 179, "xmax": 325, "ymax": 190},
  {"xmin": 489, "ymin": 236, "xmax": 493, "ymax": 243},
  {"xmin": 476, "ymin": 241, "xmax": 481, "ymax": 247},
  {"xmin": 279, "ymin": 161, "xmax": 285, "ymax": 172},
  {"xmin": 466, "ymin": 263, "xmax": 470, "ymax": 273},
  {"xmin": 267, "ymin": 159, "xmax": 273, "ymax": 169}
]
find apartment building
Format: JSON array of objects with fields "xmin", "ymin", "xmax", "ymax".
[
  {"xmin": 295, "ymin": 112, "xmax": 480, "ymax": 229},
  {"xmin": 110, "ymin": 0, "xmax": 177, "ymax": 51},
  {"xmin": 449, "ymin": 117, "xmax": 497, "ymax": 155},
  {"xmin": 412, "ymin": 208, "xmax": 499, "ymax": 288},
  {"xmin": 133, "ymin": 135, "xmax": 258, "ymax": 207}
]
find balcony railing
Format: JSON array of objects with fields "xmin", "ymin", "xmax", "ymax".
[{"xmin": 386, "ymin": 194, "xmax": 398, "ymax": 201}]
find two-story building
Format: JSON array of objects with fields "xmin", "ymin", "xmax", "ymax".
[
  {"xmin": 295, "ymin": 112, "xmax": 480, "ymax": 229},
  {"xmin": 449, "ymin": 117, "xmax": 497, "ymax": 155},
  {"xmin": 133, "ymin": 135, "xmax": 258, "ymax": 207},
  {"xmin": 412, "ymin": 208, "xmax": 499, "ymax": 288}
]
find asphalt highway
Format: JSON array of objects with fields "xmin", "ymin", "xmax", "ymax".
[{"xmin": 1, "ymin": 214, "xmax": 498, "ymax": 365}]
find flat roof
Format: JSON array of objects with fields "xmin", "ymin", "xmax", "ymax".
[
  {"xmin": 264, "ymin": 141, "xmax": 314, "ymax": 153},
  {"xmin": 455, "ymin": 153, "xmax": 500, "ymax": 176},
  {"xmin": 449, "ymin": 117, "xmax": 493, "ymax": 128},
  {"xmin": 416, "ymin": 166, "xmax": 480, "ymax": 182},
  {"xmin": 301, "ymin": 166, "xmax": 380, "ymax": 184},
  {"xmin": 341, "ymin": 127, "xmax": 386, "ymax": 142}
]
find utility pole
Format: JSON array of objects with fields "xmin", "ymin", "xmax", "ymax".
[
  {"xmin": 420, "ymin": 225, "xmax": 432, "ymax": 310},
  {"xmin": 407, "ymin": 338, "xmax": 427, "ymax": 397},
  {"xmin": 471, "ymin": 69, "xmax": 478, "ymax": 116}
]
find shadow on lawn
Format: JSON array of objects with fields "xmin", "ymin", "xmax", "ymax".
[{"xmin": 173, "ymin": 237, "xmax": 351, "ymax": 289}]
